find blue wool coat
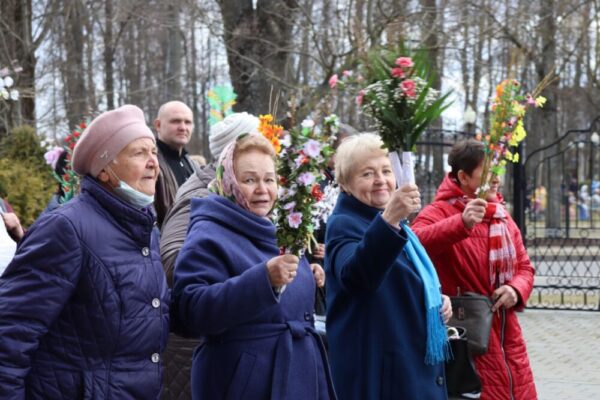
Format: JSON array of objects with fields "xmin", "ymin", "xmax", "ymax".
[
  {"xmin": 0, "ymin": 177, "xmax": 170, "ymax": 399},
  {"xmin": 173, "ymin": 194, "xmax": 335, "ymax": 400},
  {"xmin": 325, "ymin": 193, "xmax": 447, "ymax": 400}
]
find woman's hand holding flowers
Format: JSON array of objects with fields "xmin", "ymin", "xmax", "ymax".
[
  {"xmin": 311, "ymin": 243, "xmax": 325, "ymax": 260},
  {"xmin": 461, "ymin": 198, "xmax": 487, "ymax": 229},
  {"xmin": 381, "ymin": 184, "xmax": 420, "ymax": 227},
  {"xmin": 267, "ymin": 254, "xmax": 299, "ymax": 287}
]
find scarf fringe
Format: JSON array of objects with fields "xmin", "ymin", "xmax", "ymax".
[{"xmin": 425, "ymin": 306, "xmax": 452, "ymax": 365}]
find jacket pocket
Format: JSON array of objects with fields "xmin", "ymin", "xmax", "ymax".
[{"xmin": 225, "ymin": 352, "xmax": 257, "ymax": 400}]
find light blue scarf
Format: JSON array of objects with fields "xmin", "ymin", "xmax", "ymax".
[{"xmin": 402, "ymin": 222, "xmax": 450, "ymax": 365}]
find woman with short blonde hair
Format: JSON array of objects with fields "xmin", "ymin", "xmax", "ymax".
[{"xmin": 325, "ymin": 133, "xmax": 452, "ymax": 399}]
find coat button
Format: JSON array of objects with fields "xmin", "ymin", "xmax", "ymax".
[
  {"xmin": 142, "ymin": 247, "xmax": 150, "ymax": 256},
  {"xmin": 436, "ymin": 376, "xmax": 444, "ymax": 386},
  {"xmin": 304, "ymin": 312, "xmax": 312, "ymax": 321},
  {"xmin": 152, "ymin": 298, "xmax": 160, "ymax": 308},
  {"xmin": 151, "ymin": 353, "xmax": 160, "ymax": 363}
]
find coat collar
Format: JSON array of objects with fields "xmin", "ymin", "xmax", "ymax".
[
  {"xmin": 80, "ymin": 176, "xmax": 155, "ymax": 245},
  {"xmin": 335, "ymin": 191, "xmax": 381, "ymax": 221},
  {"xmin": 157, "ymin": 138, "xmax": 187, "ymax": 159},
  {"xmin": 190, "ymin": 194, "xmax": 276, "ymax": 245}
]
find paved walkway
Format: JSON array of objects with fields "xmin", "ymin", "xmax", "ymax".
[{"xmin": 519, "ymin": 309, "xmax": 600, "ymax": 399}]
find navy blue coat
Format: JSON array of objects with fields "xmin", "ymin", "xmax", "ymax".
[
  {"xmin": 0, "ymin": 177, "xmax": 170, "ymax": 399},
  {"xmin": 325, "ymin": 193, "xmax": 447, "ymax": 400},
  {"xmin": 173, "ymin": 195, "xmax": 335, "ymax": 400}
]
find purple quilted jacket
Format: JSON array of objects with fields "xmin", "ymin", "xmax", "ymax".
[{"xmin": 0, "ymin": 177, "xmax": 170, "ymax": 399}]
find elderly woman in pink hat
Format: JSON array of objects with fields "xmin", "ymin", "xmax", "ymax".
[{"xmin": 0, "ymin": 105, "xmax": 170, "ymax": 399}]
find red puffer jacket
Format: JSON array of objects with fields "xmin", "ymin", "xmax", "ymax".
[{"xmin": 412, "ymin": 175, "xmax": 537, "ymax": 400}]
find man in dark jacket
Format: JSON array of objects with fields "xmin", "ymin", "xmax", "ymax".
[
  {"xmin": 160, "ymin": 112, "xmax": 259, "ymax": 400},
  {"xmin": 154, "ymin": 101, "xmax": 198, "ymax": 228}
]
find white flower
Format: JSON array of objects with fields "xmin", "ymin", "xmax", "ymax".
[
  {"xmin": 9, "ymin": 90, "xmax": 19, "ymax": 101},
  {"xmin": 278, "ymin": 187, "xmax": 289, "ymax": 199},
  {"xmin": 0, "ymin": 89, "xmax": 8, "ymax": 100},
  {"xmin": 4, "ymin": 76, "xmax": 14, "ymax": 88},
  {"xmin": 301, "ymin": 119, "xmax": 315, "ymax": 129},
  {"xmin": 324, "ymin": 114, "xmax": 339, "ymax": 126},
  {"xmin": 280, "ymin": 134, "xmax": 291, "ymax": 148},
  {"xmin": 283, "ymin": 201, "xmax": 296, "ymax": 210}
]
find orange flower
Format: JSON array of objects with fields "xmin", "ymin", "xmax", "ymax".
[{"xmin": 258, "ymin": 114, "xmax": 283, "ymax": 154}]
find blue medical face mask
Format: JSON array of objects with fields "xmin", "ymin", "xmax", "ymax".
[{"xmin": 107, "ymin": 167, "xmax": 154, "ymax": 209}]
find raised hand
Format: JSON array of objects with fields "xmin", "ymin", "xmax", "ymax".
[
  {"xmin": 381, "ymin": 184, "xmax": 421, "ymax": 227},
  {"xmin": 461, "ymin": 198, "xmax": 487, "ymax": 229}
]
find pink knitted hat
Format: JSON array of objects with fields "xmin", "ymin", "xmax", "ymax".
[{"xmin": 72, "ymin": 105, "xmax": 155, "ymax": 176}]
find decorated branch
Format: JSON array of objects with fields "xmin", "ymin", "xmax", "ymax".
[
  {"xmin": 476, "ymin": 77, "xmax": 551, "ymax": 198},
  {"xmin": 330, "ymin": 46, "xmax": 451, "ymax": 185},
  {"xmin": 207, "ymin": 85, "xmax": 237, "ymax": 125},
  {"xmin": 47, "ymin": 119, "xmax": 88, "ymax": 203},
  {"xmin": 260, "ymin": 111, "xmax": 337, "ymax": 256}
]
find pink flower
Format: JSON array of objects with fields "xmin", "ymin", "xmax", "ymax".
[
  {"xmin": 297, "ymin": 172, "xmax": 316, "ymax": 186},
  {"xmin": 356, "ymin": 89, "xmax": 365, "ymax": 106},
  {"xmin": 328, "ymin": 74, "xmax": 338, "ymax": 89},
  {"xmin": 401, "ymin": 79, "xmax": 417, "ymax": 97},
  {"xmin": 288, "ymin": 212, "xmax": 303, "ymax": 229},
  {"xmin": 395, "ymin": 57, "xmax": 414, "ymax": 68},
  {"xmin": 44, "ymin": 147, "xmax": 65, "ymax": 169},
  {"xmin": 342, "ymin": 70, "xmax": 352, "ymax": 77},
  {"xmin": 526, "ymin": 94, "xmax": 536, "ymax": 106},
  {"xmin": 391, "ymin": 67, "xmax": 405, "ymax": 79},
  {"xmin": 303, "ymin": 139, "xmax": 321, "ymax": 158}
]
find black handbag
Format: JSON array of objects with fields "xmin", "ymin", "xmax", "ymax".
[
  {"xmin": 446, "ymin": 326, "xmax": 482, "ymax": 399},
  {"xmin": 448, "ymin": 292, "xmax": 493, "ymax": 355}
]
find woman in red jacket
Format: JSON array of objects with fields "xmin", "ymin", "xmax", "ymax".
[{"xmin": 412, "ymin": 139, "xmax": 537, "ymax": 400}]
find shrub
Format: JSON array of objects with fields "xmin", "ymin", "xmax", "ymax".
[{"xmin": 0, "ymin": 125, "xmax": 54, "ymax": 226}]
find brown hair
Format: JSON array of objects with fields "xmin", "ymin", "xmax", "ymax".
[
  {"xmin": 448, "ymin": 139, "xmax": 485, "ymax": 179},
  {"xmin": 234, "ymin": 134, "xmax": 276, "ymax": 161}
]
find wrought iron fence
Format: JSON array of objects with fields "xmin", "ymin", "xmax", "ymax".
[
  {"xmin": 520, "ymin": 116, "xmax": 600, "ymax": 310},
  {"xmin": 413, "ymin": 129, "xmax": 475, "ymax": 204}
]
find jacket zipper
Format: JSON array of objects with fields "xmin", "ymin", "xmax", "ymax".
[{"xmin": 500, "ymin": 307, "xmax": 515, "ymax": 400}]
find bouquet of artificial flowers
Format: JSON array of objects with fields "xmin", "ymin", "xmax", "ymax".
[
  {"xmin": 476, "ymin": 79, "xmax": 547, "ymax": 198},
  {"xmin": 261, "ymin": 114, "xmax": 337, "ymax": 256},
  {"xmin": 331, "ymin": 47, "xmax": 452, "ymax": 185}
]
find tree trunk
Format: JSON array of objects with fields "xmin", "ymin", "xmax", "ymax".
[
  {"xmin": 164, "ymin": 3, "xmax": 183, "ymax": 100},
  {"xmin": 62, "ymin": 0, "xmax": 87, "ymax": 130},
  {"xmin": 218, "ymin": 0, "xmax": 299, "ymax": 116},
  {"xmin": 532, "ymin": 0, "xmax": 560, "ymax": 231},
  {"xmin": 420, "ymin": 0, "xmax": 444, "ymax": 186},
  {"xmin": 104, "ymin": 0, "xmax": 115, "ymax": 109},
  {"xmin": 0, "ymin": 0, "xmax": 36, "ymax": 133}
]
